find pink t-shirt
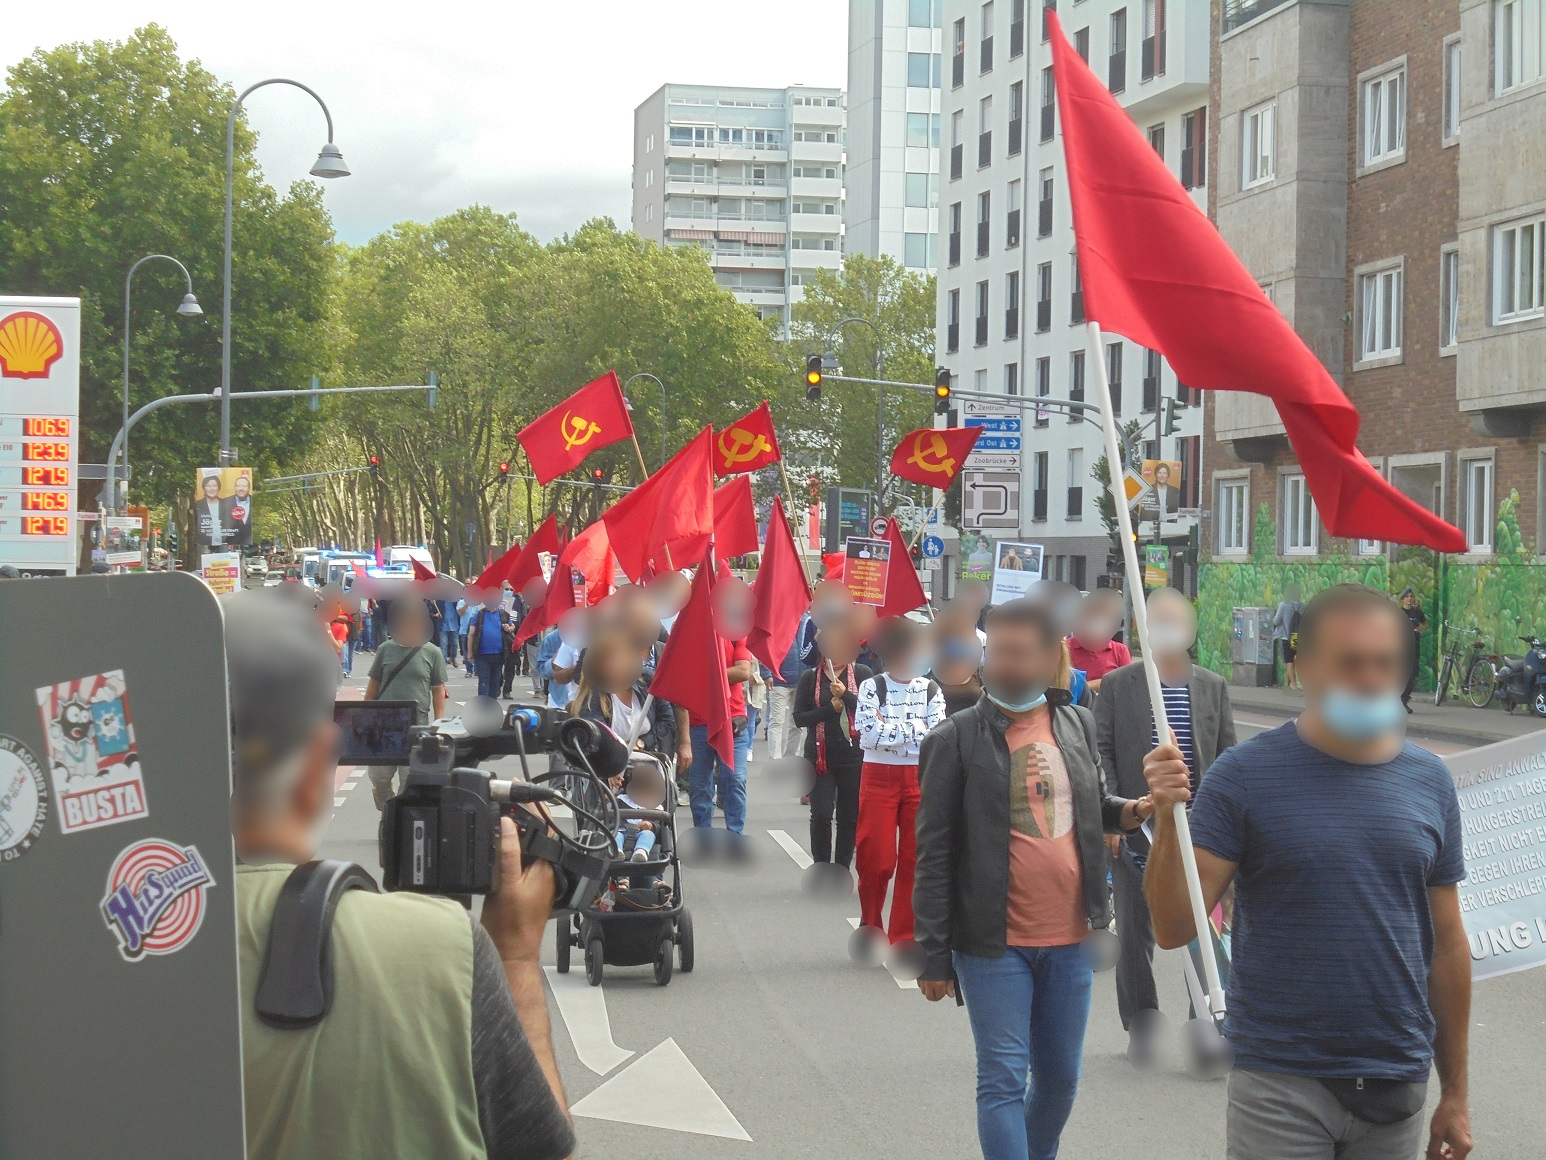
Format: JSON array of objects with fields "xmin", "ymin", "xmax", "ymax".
[
  {"xmin": 1066, "ymin": 637, "xmax": 1131, "ymax": 680},
  {"xmin": 1003, "ymin": 707, "xmax": 1087, "ymax": 948}
]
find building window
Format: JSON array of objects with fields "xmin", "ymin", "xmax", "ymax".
[
  {"xmin": 908, "ymin": 52, "xmax": 942, "ymax": 88},
  {"xmin": 1035, "ymin": 357, "xmax": 1051, "ymax": 428},
  {"xmin": 905, "ymin": 172, "xmax": 939, "ymax": 208},
  {"xmin": 644, "ymin": 133, "xmax": 655, "ymax": 153},
  {"xmin": 1178, "ymin": 435, "xmax": 1201, "ymax": 507},
  {"xmin": 1106, "ymin": 341, "xmax": 1123, "ymax": 417},
  {"xmin": 1066, "ymin": 447, "xmax": 1085, "ymax": 518},
  {"xmin": 975, "ymin": 280, "xmax": 990, "ymax": 346},
  {"xmin": 1071, "ymin": 253, "xmax": 1085, "ymax": 324},
  {"xmin": 950, "ymin": 110, "xmax": 964, "ymax": 180},
  {"xmin": 1007, "ymin": 178, "xmax": 1022, "ymax": 247},
  {"xmin": 1005, "ymin": 362, "xmax": 1020, "ymax": 394},
  {"xmin": 1460, "ymin": 454, "xmax": 1495, "ymax": 552},
  {"xmin": 906, "ymin": 112, "xmax": 938, "ymax": 148},
  {"xmin": 904, "ymin": 232, "xmax": 936, "ymax": 269},
  {"xmin": 1109, "ymin": 8, "xmax": 1128, "ymax": 94},
  {"xmin": 1069, "ymin": 350, "xmax": 1085, "ymax": 422},
  {"xmin": 1496, "ymin": 0, "xmax": 1546, "ymax": 94},
  {"xmin": 1074, "ymin": 26, "xmax": 1090, "ymax": 62},
  {"xmin": 948, "ymin": 201, "xmax": 962, "ymax": 267},
  {"xmin": 909, "ymin": 0, "xmax": 942, "ymax": 28},
  {"xmin": 952, "ymin": 18, "xmax": 966, "ymax": 88},
  {"xmin": 1216, "ymin": 477, "xmax": 1248, "ymax": 554},
  {"xmin": 1180, "ymin": 107, "xmax": 1207, "ymax": 189},
  {"xmin": 1005, "ymin": 271, "xmax": 1021, "ymax": 338},
  {"xmin": 1494, "ymin": 214, "xmax": 1546, "ymax": 322},
  {"xmin": 981, "ymin": 1, "xmax": 996, "ymax": 73},
  {"xmin": 1242, "ymin": 101, "xmax": 1276, "ymax": 189},
  {"xmin": 1148, "ymin": 123, "xmax": 1165, "ymax": 160},
  {"xmin": 1142, "ymin": 0, "xmax": 1166, "ymax": 81},
  {"xmin": 1358, "ymin": 262, "xmax": 1404, "ymax": 361},
  {"xmin": 1036, "ymin": 262, "xmax": 1053, "ymax": 332},
  {"xmin": 1012, "ymin": 0, "xmax": 1027, "ymax": 57},
  {"xmin": 1142, "ymin": 347, "xmax": 1161, "ymax": 411},
  {"xmin": 643, "ymin": 203, "xmax": 653, "ymax": 223},
  {"xmin": 978, "ymin": 96, "xmax": 993, "ymax": 167},
  {"xmin": 1361, "ymin": 65, "xmax": 1406, "ymax": 168},
  {"xmin": 1282, "ymin": 471, "xmax": 1318, "ymax": 555},
  {"xmin": 1037, "ymin": 168, "xmax": 1054, "ymax": 238},
  {"xmin": 946, "ymin": 288, "xmax": 961, "ymax": 352},
  {"xmin": 1443, "ymin": 38, "xmax": 1462, "ymax": 143},
  {"xmin": 1040, "ymin": 67, "xmax": 1056, "ymax": 142},
  {"xmin": 1440, "ymin": 246, "xmax": 1460, "ymax": 350},
  {"xmin": 1008, "ymin": 81, "xmax": 1024, "ymax": 156},
  {"xmin": 1032, "ymin": 449, "xmax": 1049, "ymax": 519},
  {"xmin": 1040, "ymin": 0, "xmax": 1056, "ymax": 44},
  {"xmin": 977, "ymin": 190, "xmax": 992, "ymax": 256}
]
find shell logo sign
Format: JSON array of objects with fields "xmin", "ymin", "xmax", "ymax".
[{"xmin": 0, "ymin": 311, "xmax": 66, "ymax": 380}]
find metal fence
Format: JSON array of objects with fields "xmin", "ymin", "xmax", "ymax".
[{"xmin": 1222, "ymin": 0, "xmax": 1293, "ymax": 34}]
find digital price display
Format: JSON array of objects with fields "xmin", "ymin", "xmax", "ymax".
[{"xmin": 0, "ymin": 297, "xmax": 81, "ymax": 573}]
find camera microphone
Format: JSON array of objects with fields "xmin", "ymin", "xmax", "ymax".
[{"xmin": 557, "ymin": 717, "xmax": 631, "ymax": 781}]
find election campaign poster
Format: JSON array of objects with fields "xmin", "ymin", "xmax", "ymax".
[
  {"xmin": 192, "ymin": 466, "xmax": 254, "ymax": 549},
  {"xmin": 989, "ymin": 540, "xmax": 1045, "ymax": 606},
  {"xmin": 843, "ymin": 536, "xmax": 889, "ymax": 607},
  {"xmin": 200, "ymin": 552, "xmax": 241, "ymax": 595}
]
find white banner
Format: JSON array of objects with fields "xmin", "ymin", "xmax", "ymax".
[{"xmin": 1446, "ymin": 729, "xmax": 1546, "ymax": 981}]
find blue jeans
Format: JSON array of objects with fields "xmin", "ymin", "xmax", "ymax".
[
  {"xmin": 687, "ymin": 723, "xmax": 751, "ymax": 833},
  {"xmin": 475, "ymin": 654, "xmax": 503, "ymax": 698},
  {"xmin": 953, "ymin": 944, "xmax": 1093, "ymax": 1160},
  {"xmin": 340, "ymin": 639, "xmax": 353, "ymax": 676},
  {"xmin": 439, "ymin": 625, "xmax": 459, "ymax": 664},
  {"xmin": 360, "ymin": 617, "xmax": 376, "ymax": 651}
]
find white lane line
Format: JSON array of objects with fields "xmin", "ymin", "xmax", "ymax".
[
  {"xmin": 542, "ymin": 965, "xmax": 635, "ymax": 1076},
  {"xmin": 846, "ymin": 917, "xmax": 919, "ymax": 991},
  {"xmin": 571, "ymin": 1037, "xmax": 752, "ymax": 1142},
  {"xmin": 333, "ymin": 796, "xmax": 346, "ymax": 807},
  {"xmin": 767, "ymin": 829, "xmax": 813, "ymax": 870}
]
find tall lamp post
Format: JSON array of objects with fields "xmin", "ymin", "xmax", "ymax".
[
  {"xmin": 831, "ymin": 316, "xmax": 886, "ymax": 512},
  {"xmin": 621, "ymin": 372, "xmax": 667, "ymax": 467},
  {"xmin": 220, "ymin": 78, "xmax": 350, "ymax": 465},
  {"xmin": 122, "ymin": 254, "xmax": 202, "ymax": 512}
]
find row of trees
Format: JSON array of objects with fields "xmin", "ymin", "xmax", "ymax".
[{"xmin": 0, "ymin": 26, "xmax": 938, "ymax": 572}]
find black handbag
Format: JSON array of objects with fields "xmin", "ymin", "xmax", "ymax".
[{"xmin": 1317, "ymin": 1077, "xmax": 1427, "ymax": 1126}]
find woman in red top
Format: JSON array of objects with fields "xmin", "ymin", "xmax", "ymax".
[{"xmin": 1064, "ymin": 589, "xmax": 1131, "ymax": 692}]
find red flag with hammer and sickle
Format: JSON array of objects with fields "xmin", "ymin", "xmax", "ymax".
[
  {"xmin": 888, "ymin": 426, "xmax": 982, "ymax": 488},
  {"xmin": 712, "ymin": 401, "xmax": 781, "ymax": 478},
  {"xmin": 516, "ymin": 370, "xmax": 634, "ymax": 485}
]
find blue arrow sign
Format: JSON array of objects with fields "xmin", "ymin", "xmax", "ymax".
[
  {"xmin": 965, "ymin": 416, "xmax": 1022, "ymax": 433},
  {"xmin": 970, "ymin": 435, "xmax": 1022, "ymax": 451},
  {"xmin": 922, "ymin": 535, "xmax": 945, "ymax": 558}
]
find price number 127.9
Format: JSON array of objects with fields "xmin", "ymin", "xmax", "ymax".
[{"xmin": 22, "ymin": 515, "xmax": 68, "ymax": 536}]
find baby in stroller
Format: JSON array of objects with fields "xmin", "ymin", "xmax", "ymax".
[{"xmin": 615, "ymin": 759, "xmax": 669, "ymax": 887}]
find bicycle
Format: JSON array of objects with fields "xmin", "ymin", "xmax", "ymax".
[{"xmin": 1433, "ymin": 623, "xmax": 1485, "ymax": 707}]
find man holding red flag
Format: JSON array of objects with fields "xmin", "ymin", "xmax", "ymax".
[{"xmin": 517, "ymin": 371, "xmax": 634, "ymax": 486}]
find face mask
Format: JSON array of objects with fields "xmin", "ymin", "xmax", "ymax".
[
  {"xmin": 1319, "ymin": 688, "xmax": 1406, "ymax": 743},
  {"xmin": 1146, "ymin": 622, "xmax": 1195, "ymax": 655},
  {"xmin": 941, "ymin": 639, "xmax": 984, "ymax": 666},
  {"xmin": 984, "ymin": 681, "xmax": 1049, "ymax": 713}
]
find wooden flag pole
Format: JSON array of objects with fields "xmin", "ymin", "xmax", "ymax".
[
  {"xmin": 777, "ymin": 459, "xmax": 816, "ymax": 587},
  {"xmin": 1087, "ymin": 320, "xmax": 1225, "ymax": 1026},
  {"xmin": 628, "ymin": 431, "xmax": 675, "ymax": 571}
]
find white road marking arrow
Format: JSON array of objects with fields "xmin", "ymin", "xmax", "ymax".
[
  {"xmin": 571, "ymin": 1037, "xmax": 752, "ymax": 1142},
  {"xmin": 542, "ymin": 966, "xmax": 634, "ymax": 1075},
  {"xmin": 766, "ymin": 828, "xmax": 813, "ymax": 869}
]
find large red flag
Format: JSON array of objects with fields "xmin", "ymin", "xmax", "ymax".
[
  {"xmin": 650, "ymin": 553, "xmax": 736, "ymax": 766},
  {"xmin": 603, "ymin": 427, "xmax": 716, "ymax": 582},
  {"xmin": 516, "ymin": 371, "xmax": 635, "ymax": 486},
  {"xmin": 889, "ymin": 427, "xmax": 982, "ymax": 489},
  {"xmin": 713, "ymin": 402, "xmax": 782, "ymax": 477},
  {"xmin": 1048, "ymin": 13, "xmax": 1464, "ymax": 552},
  {"xmin": 876, "ymin": 519, "xmax": 928, "ymax": 618},
  {"xmin": 747, "ymin": 496, "xmax": 812, "ymax": 673},
  {"xmin": 474, "ymin": 514, "xmax": 561, "ymax": 592},
  {"xmin": 712, "ymin": 475, "xmax": 760, "ymax": 559},
  {"xmin": 513, "ymin": 520, "xmax": 614, "ymax": 646}
]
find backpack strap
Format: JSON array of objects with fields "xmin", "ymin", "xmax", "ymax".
[{"xmin": 255, "ymin": 860, "xmax": 381, "ymax": 1029}]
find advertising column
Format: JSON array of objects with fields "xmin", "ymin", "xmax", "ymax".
[{"xmin": 0, "ymin": 297, "xmax": 80, "ymax": 577}]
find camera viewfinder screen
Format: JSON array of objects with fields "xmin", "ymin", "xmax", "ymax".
[{"xmin": 335, "ymin": 701, "xmax": 417, "ymax": 765}]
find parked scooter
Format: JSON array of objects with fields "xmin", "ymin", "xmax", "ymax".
[{"xmin": 1492, "ymin": 635, "xmax": 1546, "ymax": 717}]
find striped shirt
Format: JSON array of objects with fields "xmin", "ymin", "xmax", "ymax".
[{"xmin": 1149, "ymin": 683, "xmax": 1197, "ymax": 791}]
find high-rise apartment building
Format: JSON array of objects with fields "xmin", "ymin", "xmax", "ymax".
[
  {"xmin": 847, "ymin": 0, "xmax": 945, "ymax": 270},
  {"xmin": 935, "ymin": 0, "xmax": 1213, "ymax": 591},
  {"xmin": 1204, "ymin": 0, "xmax": 1546, "ymax": 566},
  {"xmin": 632, "ymin": 84, "xmax": 846, "ymax": 334}
]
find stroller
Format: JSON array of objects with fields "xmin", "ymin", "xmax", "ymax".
[{"xmin": 555, "ymin": 751, "xmax": 694, "ymax": 986}]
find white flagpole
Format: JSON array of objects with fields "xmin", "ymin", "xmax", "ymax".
[{"xmin": 1086, "ymin": 320, "xmax": 1225, "ymax": 1025}]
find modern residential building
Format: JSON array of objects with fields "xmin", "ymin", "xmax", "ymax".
[
  {"xmin": 1203, "ymin": 0, "xmax": 1546, "ymax": 569},
  {"xmin": 847, "ymin": 0, "xmax": 945, "ymax": 271},
  {"xmin": 631, "ymin": 83, "xmax": 846, "ymax": 334},
  {"xmin": 934, "ymin": 0, "xmax": 1213, "ymax": 591}
]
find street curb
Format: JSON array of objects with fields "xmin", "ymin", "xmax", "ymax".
[{"xmin": 1226, "ymin": 690, "xmax": 1543, "ymax": 749}]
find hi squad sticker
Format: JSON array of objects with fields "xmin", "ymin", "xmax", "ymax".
[
  {"xmin": 100, "ymin": 838, "xmax": 214, "ymax": 961},
  {"xmin": 36, "ymin": 669, "xmax": 148, "ymax": 834},
  {"xmin": 0, "ymin": 735, "xmax": 48, "ymax": 863}
]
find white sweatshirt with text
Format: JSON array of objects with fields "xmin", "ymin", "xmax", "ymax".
[{"xmin": 854, "ymin": 674, "xmax": 947, "ymax": 765}]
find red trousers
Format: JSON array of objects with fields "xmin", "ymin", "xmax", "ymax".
[{"xmin": 856, "ymin": 760, "xmax": 920, "ymax": 943}]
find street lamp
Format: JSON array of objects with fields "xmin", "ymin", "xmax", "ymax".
[
  {"xmin": 830, "ymin": 316, "xmax": 885, "ymax": 511},
  {"xmin": 621, "ymin": 372, "xmax": 667, "ymax": 468},
  {"xmin": 122, "ymin": 254, "xmax": 202, "ymax": 512},
  {"xmin": 220, "ymin": 78, "xmax": 349, "ymax": 464}
]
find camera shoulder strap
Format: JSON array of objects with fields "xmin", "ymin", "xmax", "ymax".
[
  {"xmin": 255, "ymin": 860, "xmax": 381, "ymax": 1030},
  {"xmin": 377, "ymin": 645, "xmax": 425, "ymax": 699}
]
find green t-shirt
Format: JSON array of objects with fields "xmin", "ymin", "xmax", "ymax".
[{"xmin": 369, "ymin": 641, "xmax": 448, "ymax": 722}]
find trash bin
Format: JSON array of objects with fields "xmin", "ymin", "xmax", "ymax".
[{"xmin": 1231, "ymin": 607, "xmax": 1276, "ymax": 686}]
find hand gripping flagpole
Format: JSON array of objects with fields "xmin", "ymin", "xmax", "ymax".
[{"xmin": 1086, "ymin": 321, "xmax": 1225, "ymax": 1029}]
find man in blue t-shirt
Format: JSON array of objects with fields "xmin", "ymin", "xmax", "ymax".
[{"xmin": 1142, "ymin": 584, "xmax": 1472, "ymax": 1160}]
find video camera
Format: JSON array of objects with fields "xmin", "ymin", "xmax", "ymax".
[{"xmin": 336, "ymin": 700, "xmax": 628, "ymax": 914}]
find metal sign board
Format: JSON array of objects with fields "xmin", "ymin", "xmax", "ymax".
[
  {"xmin": 0, "ymin": 572, "xmax": 246, "ymax": 1157},
  {"xmin": 0, "ymin": 297, "xmax": 81, "ymax": 577},
  {"xmin": 962, "ymin": 468, "xmax": 1021, "ymax": 530},
  {"xmin": 1123, "ymin": 467, "xmax": 1152, "ymax": 510},
  {"xmin": 922, "ymin": 535, "xmax": 945, "ymax": 558}
]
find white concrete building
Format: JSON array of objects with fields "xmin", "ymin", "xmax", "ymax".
[
  {"xmin": 934, "ymin": 0, "xmax": 1211, "ymax": 591},
  {"xmin": 632, "ymin": 83, "xmax": 846, "ymax": 334},
  {"xmin": 846, "ymin": 0, "xmax": 944, "ymax": 271}
]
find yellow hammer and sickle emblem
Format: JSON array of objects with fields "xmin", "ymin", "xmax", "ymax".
[
  {"xmin": 718, "ymin": 427, "xmax": 772, "ymax": 466},
  {"xmin": 561, "ymin": 410, "xmax": 602, "ymax": 452},
  {"xmin": 906, "ymin": 431, "xmax": 955, "ymax": 475}
]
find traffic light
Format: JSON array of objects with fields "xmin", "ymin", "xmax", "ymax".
[
  {"xmin": 805, "ymin": 353, "xmax": 823, "ymax": 402},
  {"xmin": 166, "ymin": 526, "xmax": 178, "ymax": 553},
  {"xmin": 498, "ymin": 461, "xmax": 511, "ymax": 482},
  {"xmin": 1161, "ymin": 396, "xmax": 1183, "ymax": 437},
  {"xmin": 933, "ymin": 366, "xmax": 952, "ymax": 415},
  {"xmin": 591, "ymin": 467, "xmax": 605, "ymax": 482},
  {"xmin": 368, "ymin": 454, "xmax": 380, "ymax": 477},
  {"xmin": 909, "ymin": 541, "xmax": 923, "ymax": 568}
]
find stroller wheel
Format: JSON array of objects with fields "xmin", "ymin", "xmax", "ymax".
[
  {"xmin": 654, "ymin": 935, "xmax": 675, "ymax": 986},
  {"xmin": 584, "ymin": 937, "xmax": 604, "ymax": 987},
  {"xmin": 676, "ymin": 907, "xmax": 695, "ymax": 973},
  {"xmin": 555, "ymin": 920, "xmax": 572, "ymax": 974}
]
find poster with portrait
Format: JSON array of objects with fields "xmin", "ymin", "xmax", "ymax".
[
  {"xmin": 1140, "ymin": 459, "xmax": 1183, "ymax": 524},
  {"xmin": 989, "ymin": 540, "xmax": 1045, "ymax": 605},
  {"xmin": 192, "ymin": 467, "xmax": 255, "ymax": 549}
]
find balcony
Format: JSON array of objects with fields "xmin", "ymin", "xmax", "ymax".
[
  {"xmin": 1006, "ymin": 209, "xmax": 1021, "ymax": 248},
  {"xmin": 980, "ymin": 36, "xmax": 993, "ymax": 74},
  {"xmin": 948, "ymin": 232, "xmax": 961, "ymax": 267},
  {"xmin": 1108, "ymin": 50, "xmax": 1127, "ymax": 94},
  {"xmin": 946, "ymin": 322, "xmax": 960, "ymax": 353},
  {"xmin": 1036, "ymin": 300, "xmax": 1051, "ymax": 333},
  {"xmin": 1223, "ymin": 0, "xmax": 1292, "ymax": 34},
  {"xmin": 1037, "ymin": 198, "xmax": 1052, "ymax": 238},
  {"xmin": 978, "ymin": 131, "xmax": 991, "ymax": 168},
  {"xmin": 1040, "ymin": 103, "xmax": 1055, "ymax": 143},
  {"xmin": 1071, "ymin": 290, "xmax": 1085, "ymax": 325},
  {"xmin": 1066, "ymin": 487, "xmax": 1083, "ymax": 519},
  {"xmin": 950, "ymin": 144, "xmax": 963, "ymax": 181},
  {"xmin": 952, "ymin": 49, "xmax": 964, "ymax": 89},
  {"xmin": 1141, "ymin": 32, "xmax": 1165, "ymax": 81},
  {"xmin": 1032, "ymin": 488, "xmax": 1048, "ymax": 521},
  {"xmin": 1011, "ymin": 18, "xmax": 1025, "ymax": 58},
  {"xmin": 976, "ymin": 220, "xmax": 989, "ymax": 258},
  {"xmin": 1005, "ymin": 306, "xmax": 1020, "ymax": 340},
  {"xmin": 974, "ymin": 317, "xmax": 989, "ymax": 346},
  {"xmin": 1008, "ymin": 117, "xmax": 1022, "ymax": 156}
]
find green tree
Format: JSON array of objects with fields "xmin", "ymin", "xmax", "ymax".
[{"xmin": 0, "ymin": 25, "xmax": 334, "ymax": 506}]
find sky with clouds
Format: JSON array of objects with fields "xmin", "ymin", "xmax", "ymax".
[{"xmin": 3, "ymin": 0, "xmax": 850, "ymax": 244}]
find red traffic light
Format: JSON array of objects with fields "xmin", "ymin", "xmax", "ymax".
[
  {"xmin": 368, "ymin": 455, "xmax": 380, "ymax": 466},
  {"xmin": 498, "ymin": 462, "xmax": 511, "ymax": 476},
  {"xmin": 591, "ymin": 468, "xmax": 605, "ymax": 481}
]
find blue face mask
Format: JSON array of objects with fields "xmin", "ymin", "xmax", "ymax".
[
  {"xmin": 1319, "ymin": 688, "xmax": 1406, "ymax": 742},
  {"xmin": 985, "ymin": 682, "xmax": 1049, "ymax": 713}
]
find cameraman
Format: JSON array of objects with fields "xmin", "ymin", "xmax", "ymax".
[{"xmin": 224, "ymin": 593, "xmax": 574, "ymax": 1160}]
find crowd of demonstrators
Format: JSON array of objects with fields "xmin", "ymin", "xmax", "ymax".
[
  {"xmin": 1143, "ymin": 584, "xmax": 1471, "ymax": 1160},
  {"xmin": 853, "ymin": 617, "xmax": 946, "ymax": 946},
  {"xmin": 221, "ymin": 592, "xmax": 574, "ymax": 1160},
  {"xmin": 792, "ymin": 618, "xmax": 871, "ymax": 869},
  {"xmin": 1065, "ymin": 588, "xmax": 1130, "ymax": 693},
  {"xmin": 1094, "ymin": 587, "xmax": 1236, "ymax": 1044},
  {"xmin": 364, "ymin": 599, "xmax": 450, "ymax": 809},
  {"xmin": 915, "ymin": 598, "xmax": 1154, "ymax": 1160}
]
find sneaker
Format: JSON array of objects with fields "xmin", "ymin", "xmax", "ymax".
[
  {"xmin": 677, "ymin": 789, "xmax": 690, "ymax": 807},
  {"xmin": 631, "ymin": 848, "xmax": 650, "ymax": 863}
]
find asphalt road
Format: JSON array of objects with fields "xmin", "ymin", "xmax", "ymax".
[{"xmin": 323, "ymin": 660, "xmax": 1546, "ymax": 1158}]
